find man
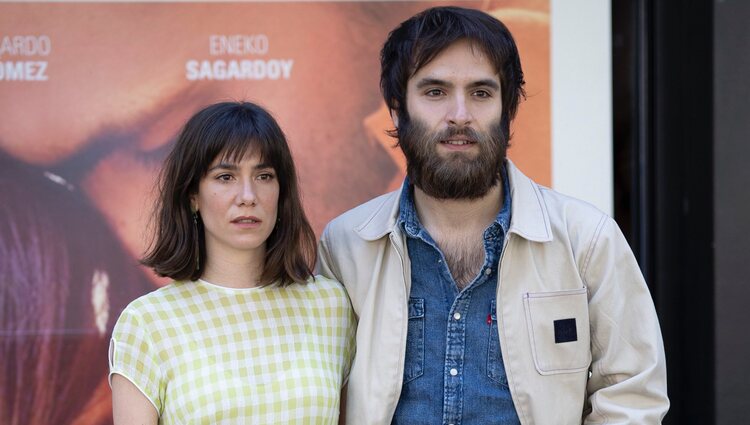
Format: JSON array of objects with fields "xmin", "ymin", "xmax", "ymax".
[{"xmin": 318, "ymin": 6, "xmax": 668, "ymax": 425}]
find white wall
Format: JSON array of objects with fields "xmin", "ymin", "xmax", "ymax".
[{"xmin": 551, "ymin": 0, "xmax": 613, "ymax": 215}]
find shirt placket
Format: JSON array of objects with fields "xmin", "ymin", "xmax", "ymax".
[
  {"xmin": 443, "ymin": 288, "xmax": 470, "ymax": 425},
  {"xmin": 441, "ymin": 231, "xmax": 499, "ymax": 425},
  {"xmin": 417, "ymin": 234, "xmax": 463, "ymax": 425}
]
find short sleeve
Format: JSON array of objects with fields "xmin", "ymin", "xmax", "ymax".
[
  {"xmin": 340, "ymin": 295, "xmax": 357, "ymax": 386},
  {"xmin": 109, "ymin": 305, "xmax": 163, "ymax": 414}
]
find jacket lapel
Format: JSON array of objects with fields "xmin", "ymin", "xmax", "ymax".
[
  {"xmin": 504, "ymin": 160, "xmax": 553, "ymax": 242},
  {"xmin": 354, "ymin": 185, "xmax": 404, "ymax": 241}
]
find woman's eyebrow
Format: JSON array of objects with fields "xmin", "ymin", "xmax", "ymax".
[{"xmin": 207, "ymin": 162, "xmax": 238, "ymax": 172}]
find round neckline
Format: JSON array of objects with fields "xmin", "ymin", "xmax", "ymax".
[{"xmin": 197, "ymin": 278, "xmax": 273, "ymax": 292}]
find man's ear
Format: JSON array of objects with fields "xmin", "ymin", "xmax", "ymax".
[{"xmin": 390, "ymin": 109, "xmax": 399, "ymax": 129}]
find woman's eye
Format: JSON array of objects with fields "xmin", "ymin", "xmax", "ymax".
[
  {"xmin": 217, "ymin": 174, "xmax": 233, "ymax": 182},
  {"xmin": 257, "ymin": 173, "xmax": 275, "ymax": 181}
]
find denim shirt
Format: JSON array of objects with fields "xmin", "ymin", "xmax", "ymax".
[{"xmin": 392, "ymin": 169, "xmax": 520, "ymax": 425}]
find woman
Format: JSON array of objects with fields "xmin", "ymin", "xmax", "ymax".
[{"xmin": 109, "ymin": 102, "xmax": 355, "ymax": 424}]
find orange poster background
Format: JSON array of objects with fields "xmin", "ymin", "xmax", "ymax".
[{"xmin": 0, "ymin": 1, "xmax": 548, "ymax": 423}]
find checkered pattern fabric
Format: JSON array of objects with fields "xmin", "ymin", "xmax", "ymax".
[{"xmin": 109, "ymin": 275, "xmax": 355, "ymax": 424}]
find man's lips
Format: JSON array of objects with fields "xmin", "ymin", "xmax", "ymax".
[
  {"xmin": 439, "ymin": 138, "xmax": 477, "ymax": 150},
  {"xmin": 440, "ymin": 139, "xmax": 476, "ymax": 146}
]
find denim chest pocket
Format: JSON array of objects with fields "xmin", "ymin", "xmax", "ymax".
[
  {"xmin": 403, "ymin": 298, "xmax": 425, "ymax": 383},
  {"xmin": 487, "ymin": 300, "xmax": 509, "ymax": 387},
  {"xmin": 523, "ymin": 288, "xmax": 591, "ymax": 375}
]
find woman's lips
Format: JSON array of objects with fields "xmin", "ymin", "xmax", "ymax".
[{"xmin": 231, "ymin": 216, "xmax": 262, "ymax": 228}]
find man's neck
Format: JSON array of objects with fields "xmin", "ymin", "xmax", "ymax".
[{"xmin": 413, "ymin": 178, "xmax": 504, "ymax": 237}]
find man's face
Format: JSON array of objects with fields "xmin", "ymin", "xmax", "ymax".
[{"xmin": 398, "ymin": 39, "xmax": 507, "ymax": 200}]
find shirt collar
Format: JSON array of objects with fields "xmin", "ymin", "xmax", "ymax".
[{"xmin": 398, "ymin": 165, "xmax": 512, "ymax": 238}]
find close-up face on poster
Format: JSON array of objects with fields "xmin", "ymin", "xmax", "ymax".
[{"xmin": 0, "ymin": 1, "xmax": 550, "ymax": 423}]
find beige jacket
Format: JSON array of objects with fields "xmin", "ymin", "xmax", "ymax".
[{"xmin": 318, "ymin": 161, "xmax": 668, "ymax": 424}]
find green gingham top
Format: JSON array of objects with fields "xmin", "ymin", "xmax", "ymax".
[{"xmin": 109, "ymin": 276, "xmax": 355, "ymax": 424}]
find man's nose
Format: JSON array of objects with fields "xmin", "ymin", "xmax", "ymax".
[{"xmin": 446, "ymin": 94, "xmax": 472, "ymax": 126}]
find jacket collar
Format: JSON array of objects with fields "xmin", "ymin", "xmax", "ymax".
[
  {"xmin": 506, "ymin": 159, "xmax": 552, "ymax": 242},
  {"xmin": 354, "ymin": 159, "xmax": 552, "ymax": 242}
]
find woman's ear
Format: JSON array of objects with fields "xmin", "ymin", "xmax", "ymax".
[{"xmin": 190, "ymin": 195, "xmax": 198, "ymax": 213}]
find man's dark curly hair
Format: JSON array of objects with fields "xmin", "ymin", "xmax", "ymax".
[{"xmin": 380, "ymin": 6, "xmax": 526, "ymax": 138}]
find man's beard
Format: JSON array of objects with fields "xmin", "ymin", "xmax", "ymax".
[{"xmin": 397, "ymin": 115, "xmax": 508, "ymax": 200}]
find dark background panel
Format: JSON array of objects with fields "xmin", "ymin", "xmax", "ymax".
[
  {"xmin": 613, "ymin": 0, "xmax": 717, "ymax": 423},
  {"xmin": 714, "ymin": 1, "xmax": 750, "ymax": 423}
]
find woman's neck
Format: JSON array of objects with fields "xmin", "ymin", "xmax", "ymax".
[{"xmin": 200, "ymin": 247, "xmax": 266, "ymax": 288}]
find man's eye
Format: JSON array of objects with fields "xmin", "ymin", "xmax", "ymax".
[
  {"xmin": 474, "ymin": 90, "xmax": 491, "ymax": 98},
  {"xmin": 425, "ymin": 88, "xmax": 444, "ymax": 97}
]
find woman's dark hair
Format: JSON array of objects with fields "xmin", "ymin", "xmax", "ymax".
[
  {"xmin": 380, "ymin": 6, "xmax": 526, "ymax": 138},
  {"xmin": 141, "ymin": 101, "xmax": 316, "ymax": 286}
]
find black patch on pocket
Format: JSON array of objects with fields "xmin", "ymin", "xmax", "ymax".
[{"xmin": 554, "ymin": 318, "xmax": 577, "ymax": 343}]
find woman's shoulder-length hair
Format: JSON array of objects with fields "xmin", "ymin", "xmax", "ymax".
[{"xmin": 141, "ymin": 101, "xmax": 316, "ymax": 286}]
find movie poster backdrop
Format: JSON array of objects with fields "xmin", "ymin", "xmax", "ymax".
[{"xmin": 0, "ymin": 1, "xmax": 549, "ymax": 423}]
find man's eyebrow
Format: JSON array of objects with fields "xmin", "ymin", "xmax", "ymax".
[
  {"xmin": 415, "ymin": 78, "xmax": 501, "ymax": 91},
  {"xmin": 415, "ymin": 78, "xmax": 453, "ymax": 89},
  {"xmin": 468, "ymin": 79, "xmax": 501, "ymax": 91}
]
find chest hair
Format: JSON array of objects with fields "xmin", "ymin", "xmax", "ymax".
[{"xmin": 433, "ymin": 231, "xmax": 486, "ymax": 290}]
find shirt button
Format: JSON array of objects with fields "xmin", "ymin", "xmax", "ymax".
[
  {"xmin": 453, "ymin": 312, "xmax": 461, "ymax": 320},
  {"xmin": 484, "ymin": 268, "xmax": 492, "ymax": 275},
  {"xmin": 450, "ymin": 368, "xmax": 458, "ymax": 376}
]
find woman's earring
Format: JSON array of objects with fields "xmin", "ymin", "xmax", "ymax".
[{"xmin": 193, "ymin": 211, "xmax": 200, "ymax": 272}]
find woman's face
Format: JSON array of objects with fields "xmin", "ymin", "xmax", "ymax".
[{"xmin": 191, "ymin": 151, "xmax": 279, "ymax": 263}]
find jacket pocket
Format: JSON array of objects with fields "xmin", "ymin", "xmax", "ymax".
[
  {"xmin": 487, "ymin": 300, "xmax": 509, "ymax": 387},
  {"xmin": 523, "ymin": 288, "xmax": 591, "ymax": 375},
  {"xmin": 403, "ymin": 297, "xmax": 425, "ymax": 383}
]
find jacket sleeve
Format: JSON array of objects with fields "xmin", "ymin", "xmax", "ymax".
[
  {"xmin": 582, "ymin": 216, "xmax": 669, "ymax": 424},
  {"xmin": 316, "ymin": 224, "xmax": 343, "ymax": 283}
]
